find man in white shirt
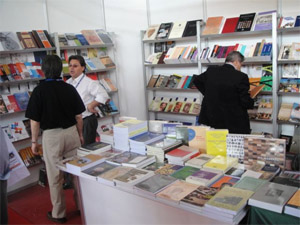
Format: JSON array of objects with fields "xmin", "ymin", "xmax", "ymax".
[{"xmin": 67, "ymin": 55, "xmax": 110, "ymax": 145}]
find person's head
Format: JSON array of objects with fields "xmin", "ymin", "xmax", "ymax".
[
  {"xmin": 225, "ymin": 51, "xmax": 245, "ymax": 71},
  {"xmin": 68, "ymin": 55, "xmax": 86, "ymax": 79},
  {"xmin": 42, "ymin": 55, "xmax": 62, "ymax": 79}
]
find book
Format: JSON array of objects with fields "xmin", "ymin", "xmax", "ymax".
[
  {"xmin": 202, "ymin": 16, "xmax": 225, "ymax": 35},
  {"xmin": 182, "ymin": 20, "xmax": 202, "ymax": 37},
  {"xmin": 294, "ymin": 15, "xmax": 300, "ymax": 27},
  {"xmin": 95, "ymin": 29, "xmax": 113, "ymax": 44},
  {"xmin": 224, "ymin": 164, "xmax": 246, "ymax": 178},
  {"xmin": 205, "ymin": 186, "xmax": 254, "ymax": 215},
  {"xmin": 243, "ymin": 137, "xmax": 286, "ymax": 170},
  {"xmin": 143, "ymin": 24, "xmax": 160, "ymax": 41},
  {"xmin": 122, "ymin": 155, "xmax": 156, "ymax": 168},
  {"xmin": 254, "ymin": 10, "xmax": 276, "ymax": 31},
  {"xmin": 64, "ymin": 33, "xmax": 81, "ymax": 46},
  {"xmin": 250, "ymin": 85, "xmax": 265, "ymax": 98},
  {"xmin": 206, "ymin": 129, "xmax": 228, "ymax": 156},
  {"xmin": 186, "ymin": 168, "xmax": 223, "ymax": 186},
  {"xmin": 32, "ymin": 30, "xmax": 52, "ymax": 48},
  {"xmin": 180, "ymin": 185, "xmax": 219, "ymax": 208},
  {"xmin": 284, "ymin": 189, "xmax": 300, "ymax": 218},
  {"xmin": 166, "ymin": 145, "xmax": 199, "ymax": 166},
  {"xmin": 14, "ymin": 92, "xmax": 30, "ymax": 111},
  {"xmin": 81, "ymin": 30, "xmax": 103, "ymax": 45},
  {"xmin": 156, "ymin": 22, "xmax": 173, "ymax": 39},
  {"xmin": 171, "ymin": 166, "xmax": 200, "ymax": 180},
  {"xmin": 2, "ymin": 94, "xmax": 21, "ymax": 113},
  {"xmin": 105, "ymin": 151, "xmax": 142, "ymax": 166},
  {"xmin": 78, "ymin": 141, "xmax": 111, "ymax": 156},
  {"xmin": 81, "ymin": 161, "xmax": 118, "ymax": 181},
  {"xmin": 248, "ymin": 182, "xmax": 298, "ymax": 213},
  {"xmin": 175, "ymin": 126, "xmax": 189, "ymax": 145},
  {"xmin": 0, "ymin": 95, "xmax": 8, "ymax": 114},
  {"xmin": 233, "ymin": 176, "xmax": 267, "ymax": 192},
  {"xmin": 113, "ymin": 168, "xmax": 154, "ymax": 188},
  {"xmin": 235, "ymin": 12, "xmax": 256, "ymax": 32},
  {"xmin": 134, "ymin": 174, "xmax": 177, "ymax": 197},
  {"xmin": 185, "ymin": 154, "xmax": 215, "ymax": 169},
  {"xmin": 99, "ymin": 56, "xmax": 115, "ymax": 69},
  {"xmin": 147, "ymin": 74, "xmax": 159, "ymax": 88},
  {"xmin": 0, "ymin": 32, "xmax": 23, "ymax": 50},
  {"xmin": 210, "ymin": 175, "xmax": 240, "ymax": 190},
  {"xmin": 277, "ymin": 103, "xmax": 293, "ymax": 121},
  {"xmin": 221, "ymin": 17, "xmax": 239, "ymax": 33},
  {"xmin": 66, "ymin": 154, "xmax": 105, "ymax": 175},
  {"xmin": 290, "ymin": 102, "xmax": 300, "ymax": 123},
  {"xmin": 155, "ymin": 164, "xmax": 184, "ymax": 175},
  {"xmin": 278, "ymin": 44, "xmax": 292, "ymax": 60},
  {"xmin": 75, "ymin": 34, "xmax": 89, "ymax": 46},
  {"xmin": 156, "ymin": 180, "xmax": 199, "ymax": 203},
  {"xmin": 291, "ymin": 42, "xmax": 300, "ymax": 60},
  {"xmin": 16, "ymin": 31, "xmax": 38, "ymax": 49},
  {"xmin": 168, "ymin": 21, "xmax": 187, "ymax": 39},
  {"xmin": 278, "ymin": 16, "xmax": 295, "ymax": 28},
  {"xmin": 203, "ymin": 155, "xmax": 238, "ymax": 174}
]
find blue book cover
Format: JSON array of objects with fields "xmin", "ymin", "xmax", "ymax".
[
  {"xmin": 14, "ymin": 92, "xmax": 30, "ymax": 111},
  {"xmin": 108, "ymin": 100, "xmax": 118, "ymax": 112},
  {"xmin": 183, "ymin": 76, "xmax": 192, "ymax": 89},
  {"xmin": 75, "ymin": 34, "xmax": 89, "ymax": 46},
  {"xmin": 294, "ymin": 15, "xmax": 300, "ymax": 27}
]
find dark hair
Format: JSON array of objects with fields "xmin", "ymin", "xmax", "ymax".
[
  {"xmin": 225, "ymin": 51, "xmax": 245, "ymax": 63},
  {"xmin": 42, "ymin": 55, "xmax": 62, "ymax": 79},
  {"xmin": 68, "ymin": 55, "xmax": 86, "ymax": 70}
]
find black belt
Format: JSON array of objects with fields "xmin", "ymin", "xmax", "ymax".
[{"xmin": 83, "ymin": 114, "xmax": 96, "ymax": 120}]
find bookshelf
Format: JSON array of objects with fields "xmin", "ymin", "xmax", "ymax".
[{"xmin": 141, "ymin": 21, "xmax": 203, "ymax": 124}]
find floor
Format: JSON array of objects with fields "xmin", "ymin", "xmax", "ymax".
[{"xmin": 8, "ymin": 184, "xmax": 82, "ymax": 225}]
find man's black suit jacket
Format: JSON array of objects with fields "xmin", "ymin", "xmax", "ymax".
[{"xmin": 193, "ymin": 64, "xmax": 254, "ymax": 134}]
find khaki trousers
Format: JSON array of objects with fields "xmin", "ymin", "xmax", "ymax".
[{"xmin": 43, "ymin": 125, "xmax": 80, "ymax": 218}]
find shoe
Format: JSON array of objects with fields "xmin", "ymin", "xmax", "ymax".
[{"xmin": 47, "ymin": 211, "xmax": 67, "ymax": 224}]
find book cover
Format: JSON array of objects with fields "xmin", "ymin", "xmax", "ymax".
[
  {"xmin": 282, "ymin": 64, "xmax": 299, "ymax": 78},
  {"xmin": 155, "ymin": 164, "xmax": 184, "ymax": 175},
  {"xmin": 284, "ymin": 189, "xmax": 300, "ymax": 218},
  {"xmin": 0, "ymin": 95, "xmax": 8, "ymax": 114},
  {"xmin": 2, "ymin": 94, "xmax": 21, "ymax": 112},
  {"xmin": 233, "ymin": 176, "xmax": 267, "ymax": 192},
  {"xmin": 80, "ymin": 141, "xmax": 111, "ymax": 152},
  {"xmin": 95, "ymin": 29, "xmax": 113, "ymax": 44},
  {"xmin": 221, "ymin": 17, "xmax": 239, "ymax": 33},
  {"xmin": 185, "ymin": 154, "xmax": 215, "ymax": 169},
  {"xmin": 171, "ymin": 166, "xmax": 200, "ymax": 180},
  {"xmin": 203, "ymin": 155, "xmax": 238, "ymax": 173},
  {"xmin": 277, "ymin": 103, "xmax": 293, "ymax": 121},
  {"xmin": 290, "ymin": 102, "xmax": 300, "ymax": 123},
  {"xmin": 143, "ymin": 24, "xmax": 160, "ymax": 41},
  {"xmin": 206, "ymin": 129, "xmax": 228, "ymax": 156},
  {"xmin": 254, "ymin": 10, "xmax": 276, "ymax": 31},
  {"xmin": 65, "ymin": 33, "xmax": 81, "ymax": 46},
  {"xmin": 16, "ymin": 31, "xmax": 38, "ymax": 49},
  {"xmin": 14, "ymin": 92, "xmax": 30, "ymax": 111},
  {"xmin": 248, "ymin": 182, "xmax": 298, "ymax": 213},
  {"xmin": 278, "ymin": 16, "xmax": 295, "ymax": 28},
  {"xmin": 224, "ymin": 165, "xmax": 246, "ymax": 178},
  {"xmin": 106, "ymin": 151, "xmax": 142, "ymax": 165},
  {"xmin": 205, "ymin": 186, "xmax": 254, "ymax": 215},
  {"xmin": 210, "ymin": 175, "xmax": 240, "ymax": 190},
  {"xmin": 113, "ymin": 168, "xmax": 154, "ymax": 187},
  {"xmin": 134, "ymin": 174, "xmax": 177, "ymax": 196},
  {"xmin": 66, "ymin": 154, "xmax": 105, "ymax": 174},
  {"xmin": 235, "ymin": 13, "xmax": 256, "ymax": 32},
  {"xmin": 243, "ymin": 137, "xmax": 286, "ymax": 169},
  {"xmin": 99, "ymin": 56, "xmax": 116, "ymax": 69},
  {"xmin": 33, "ymin": 30, "xmax": 52, "ymax": 48},
  {"xmin": 81, "ymin": 161, "xmax": 118, "ymax": 180},
  {"xmin": 168, "ymin": 21, "xmax": 187, "ymax": 39},
  {"xmin": 182, "ymin": 20, "xmax": 202, "ymax": 37},
  {"xmin": 0, "ymin": 32, "xmax": 23, "ymax": 50},
  {"xmin": 202, "ymin": 17, "xmax": 224, "ymax": 35},
  {"xmin": 81, "ymin": 30, "xmax": 103, "ymax": 45},
  {"xmin": 180, "ymin": 186, "xmax": 219, "ymax": 207},
  {"xmin": 98, "ymin": 166, "xmax": 132, "ymax": 182},
  {"xmin": 147, "ymin": 74, "xmax": 159, "ymax": 88},
  {"xmin": 156, "ymin": 180, "xmax": 199, "ymax": 202},
  {"xmin": 294, "ymin": 15, "xmax": 300, "ymax": 27},
  {"xmin": 156, "ymin": 22, "xmax": 173, "ymax": 39},
  {"xmin": 186, "ymin": 169, "xmax": 223, "ymax": 186}
]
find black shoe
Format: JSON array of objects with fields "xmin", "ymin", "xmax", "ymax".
[
  {"xmin": 47, "ymin": 211, "xmax": 67, "ymax": 224},
  {"xmin": 63, "ymin": 182, "xmax": 73, "ymax": 190}
]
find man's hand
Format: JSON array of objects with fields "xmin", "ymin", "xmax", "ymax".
[{"xmin": 31, "ymin": 143, "xmax": 39, "ymax": 155}]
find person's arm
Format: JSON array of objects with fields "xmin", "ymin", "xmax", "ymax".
[
  {"xmin": 238, "ymin": 74, "xmax": 254, "ymax": 109},
  {"xmin": 75, "ymin": 114, "xmax": 84, "ymax": 145},
  {"xmin": 87, "ymin": 81, "xmax": 110, "ymax": 113},
  {"xmin": 30, "ymin": 119, "xmax": 40, "ymax": 155},
  {"xmin": 192, "ymin": 71, "xmax": 207, "ymax": 95}
]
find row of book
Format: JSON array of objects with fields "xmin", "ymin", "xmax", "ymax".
[
  {"xmin": 0, "ymin": 62, "xmax": 44, "ymax": 82},
  {"xmin": 143, "ymin": 12, "xmax": 300, "ymax": 42},
  {"xmin": 202, "ymin": 12, "xmax": 300, "ymax": 35},
  {"xmin": 0, "ymin": 29, "xmax": 113, "ymax": 51},
  {"xmin": 199, "ymin": 40, "xmax": 272, "ymax": 63},
  {"xmin": 147, "ymin": 74, "xmax": 196, "ymax": 89},
  {"xmin": 0, "ymin": 92, "xmax": 30, "ymax": 114},
  {"xmin": 18, "ymin": 146, "xmax": 43, "ymax": 167},
  {"xmin": 149, "ymin": 97, "xmax": 201, "ymax": 115}
]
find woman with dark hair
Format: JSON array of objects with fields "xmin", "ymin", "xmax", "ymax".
[{"xmin": 26, "ymin": 55, "xmax": 85, "ymax": 223}]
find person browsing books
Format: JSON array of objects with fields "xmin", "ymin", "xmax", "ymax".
[
  {"xmin": 193, "ymin": 51, "xmax": 254, "ymax": 134},
  {"xmin": 66, "ymin": 55, "xmax": 110, "ymax": 145},
  {"xmin": 25, "ymin": 55, "xmax": 85, "ymax": 223}
]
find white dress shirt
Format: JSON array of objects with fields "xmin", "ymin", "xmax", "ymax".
[{"xmin": 67, "ymin": 73, "xmax": 110, "ymax": 118}]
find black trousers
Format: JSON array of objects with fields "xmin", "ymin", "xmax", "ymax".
[
  {"xmin": 0, "ymin": 179, "xmax": 8, "ymax": 225},
  {"xmin": 83, "ymin": 114, "xmax": 98, "ymax": 145}
]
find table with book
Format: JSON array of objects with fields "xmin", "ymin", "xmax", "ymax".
[{"xmin": 57, "ymin": 120, "xmax": 300, "ymax": 225}]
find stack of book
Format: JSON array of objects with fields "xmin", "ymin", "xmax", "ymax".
[
  {"xmin": 122, "ymin": 155, "xmax": 156, "ymax": 168},
  {"xmin": 185, "ymin": 168, "xmax": 223, "ymax": 186},
  {"xmin": 129, "ymin": 132, "xmax": 165, "ymax": 155},
  {"xmin": 185, "ymin": 154, "xmax": 215, "ymax": 169},
  {"xmin": 98, "ymin": 123, "xmax": 114, "ymax": 145},
  {"xmin": 113, "ymin": 119, "xmax": 148, "ymax": 151},
  {"xmin": 165, "ymin": 145, "xmax": 199, "ymax": 165},
  {"xmin": 203, "ymin": 186, "xmax": 254, "ymax": 224},
  {"xmin": 203, "ymin": 155, "xmax": 238, "ymax": 174},
  {"xmin": 146, "ymin": 139, "xmax": 182, "ymax": 163},
  {"xmin": 77, "ymin": 141, "xmax": 111, "ymax": 157}
]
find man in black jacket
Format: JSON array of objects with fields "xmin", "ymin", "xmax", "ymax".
[{"xmin": 193, "ymin": 51, "xmax": 254, "ymax": 134}]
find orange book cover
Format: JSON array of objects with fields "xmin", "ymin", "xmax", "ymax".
[
  {"xmin": 202, "ymin": 16, "xmax": 224, "ymax": 35},
  {"xmin": 211, "ymin": 175, "xmax": 239, "ymax": 189},
  {"xmin": 37, "ymin": 30, "xmax": 52, "ymax": 48},
  {"xmin": 250, "ymin": 85, "xmax": 265, "ymax": 99}
]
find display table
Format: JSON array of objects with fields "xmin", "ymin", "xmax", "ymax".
[
  {"xmin": 248, "ymin": 206, "xmax": 300, "ymax": 225},
  {"xmin": 78, "ymin": 176, "xmax": 245, "ymax": 225}
]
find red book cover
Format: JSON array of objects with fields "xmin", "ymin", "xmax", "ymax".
[
  {"xmin": 31, "ymin": 62, "xmax": 44, "ymax": 77},
  {"xmin": 7, "ymin": 95, "xmax": 21, "ymax": 112},
  {"xmin": 180, "ymin": 76, "xmax": 189, "ymax": 88},
  {"xmin": 224, "ymin": 45, "xmax": 235, "ymax": 58},
  {"xmin": 233, "ymin": 43, "xmax": 240, "ymax": 51},
  {"xmin": 8, "ymin": 64, "xmax": 22, "ymax": 80},
  {"xmin": 221, "ymin": 17, "xmax": 239, "ymax": 33},
  {"xmin": 167, "ymin": 148, "xmax": 191, "ymax": 157}
]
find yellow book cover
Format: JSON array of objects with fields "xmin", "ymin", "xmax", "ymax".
[
  {"xmin": 203, "ymin": 155, "xmax": 238, "ymax": 173},
  {"xmin": 66, "ymin": 154, "xmax": 104, "ymax": 174},
  {"xmin": 206, "ymin": 186, "xmax": 254, "ymax": 215},
  {"xmin": 286, "ymin": 189, "xmax": 300, "ymax": 208},
  {"xmin": 206, "ymin": 129, "xmax": 228, "ymax": 156}
]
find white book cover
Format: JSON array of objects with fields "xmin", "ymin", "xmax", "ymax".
[
  {"xmin": 168, "ymin": 21, "xmax": 187, "ymax": 39},
  {"xmin": 143, "ymin": 24, "xmax": 160, "ymax": 41}
]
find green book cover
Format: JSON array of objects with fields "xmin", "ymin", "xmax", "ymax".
[
  {"xmin": 171, "ymin": 166, "xmax": 199, "ymax": 180},
  {"xmin": 233, "ymin": 176, "xmax": 267, "ymax": 192}
]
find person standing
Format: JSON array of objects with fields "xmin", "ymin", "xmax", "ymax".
[
  {"xmin": 25, "ymin": 55, "xmax": 85, "ymax": 223},
  {"xmin": 0, "ymin": 128, "xmax": 11, "ymax": 225},
  {"xmin": 193, "ymin": 51, "xmax": 254, "ymax": 134},
  {"xmin": 67, "ymin": 55, "xmax": 110, "ymax": 145}
]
